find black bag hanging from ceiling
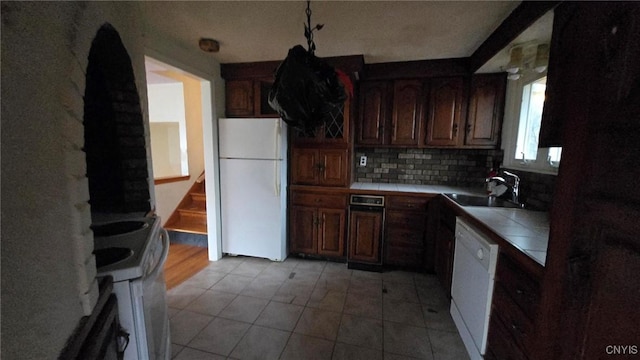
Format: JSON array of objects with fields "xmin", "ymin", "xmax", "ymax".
[{"xmin": 268, "ymin": 45, "xmax": 347, "ymax": 132}]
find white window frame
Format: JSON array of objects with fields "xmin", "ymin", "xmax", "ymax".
[{"xmin": 501, "ymin": 70, "xmax": 561, "ymax": 175}]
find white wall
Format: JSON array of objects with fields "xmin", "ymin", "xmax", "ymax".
[
  {"xmin": 153, "ymin": 73, "xmax": 206, "ymax": 222},
  {"xmin": 148, "ymin": 81, "xmax": 189, "ymax": 178},
  {"xmin": 0, "ymin": 2, "xmax": 222, "ymax": 358}
]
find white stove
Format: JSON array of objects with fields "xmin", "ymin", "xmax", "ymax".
[{"xmin": 94, "ymin": 216, "xmax": 171, "ymax": 360}]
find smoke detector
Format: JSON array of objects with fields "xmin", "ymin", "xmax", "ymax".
[{"xmin": 199, "ymin": 38, "xmax": 220, "ymax": 53}]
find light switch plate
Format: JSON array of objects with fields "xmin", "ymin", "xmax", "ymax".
[{"xmin": 359, "ymin": 156, "xmax": 367, "ymax": 167}]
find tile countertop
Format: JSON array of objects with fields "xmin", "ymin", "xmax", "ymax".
[
  {"xmin": 350, "ymin": 182, "xmax": 486, "ymax": 196},
  {"xmin": 350, "ymin": 182, "xmax": 549, "ymax": 267},
  {"xmin": 461, "ymin": 207, "xmax": 549, "ymax": 266}
]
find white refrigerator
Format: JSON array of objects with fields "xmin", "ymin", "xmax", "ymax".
[{"xmin": 218, "ymin": 118, "xmax": 287, "ymax": 261}]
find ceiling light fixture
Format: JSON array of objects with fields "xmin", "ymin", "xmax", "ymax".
[
  {"xmin": 505, "ymin": 41, "xmax": 549, "ymax": 81},
  {"xmin": 199, "ymin": 38, "xmax": 219, "ymax": 53}
]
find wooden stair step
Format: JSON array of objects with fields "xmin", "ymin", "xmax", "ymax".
[
  {"xmin": 165, "ymin": 219, "xmax": 207, "ymax": 235},
  {"xmin": 184, "ymin": 201, "xmax": 206, "ymax": 212},
  {"xmin": 165, "ymin": 172, "xmax": 208, "ymax": 235},
  {"xmin": 190, "ymin": 192, "xmax": 206, "ymax": 203}
]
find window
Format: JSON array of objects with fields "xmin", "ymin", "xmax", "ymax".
[{"xmin": 503, "ymin": 72, "xmax": 562, "ymax": 174}]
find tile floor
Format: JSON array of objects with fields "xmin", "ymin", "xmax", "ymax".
[{"xmin": 167, "ymin": 256, "xmax": 469, "ymax": 360}]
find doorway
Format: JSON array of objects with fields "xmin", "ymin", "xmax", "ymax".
[{"xmin": 143, "ymin": 55, "xmax": 221, "ymax": 261}]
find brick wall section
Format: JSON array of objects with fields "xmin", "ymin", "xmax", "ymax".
[
  {"xmin": 84, "ymin": 24, "xmax": 150, "ymax": 214},
  {"xmin": 355, "ymin": 147, "xmax": 503, "ymax": 187}
]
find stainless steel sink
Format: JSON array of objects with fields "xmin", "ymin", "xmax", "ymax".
[{"xmin": 444, "ymin": 193, "xmax": 521, "ymax": 208}]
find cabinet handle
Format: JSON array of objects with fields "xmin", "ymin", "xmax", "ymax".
[
  {"xmin": 511, "ymin": 323, "xmax": 526, "ymax": 335},
  {"xmin": 466, "ymin": 124, "xmax": 472, "ymax": 133},
  {"xmin": 453, "ymin": 123, "xmax": 458, "ymax": 136}
]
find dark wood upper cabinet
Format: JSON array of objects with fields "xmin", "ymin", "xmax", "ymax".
[
  {"xmin": 290, "ymin": 148, "xmax": 348, "ymax": 187},
  {"xmin": 465, "ymin": 73, "xmax": 506, "ymax": 147},
  {"xmin": 225, "ymin": 80, "xmax": 254, "ymax": 117},
  {"xmin": 291, "ymin": 98, "xmax": 350, "ymax": 145},
  {"xmin": 424, "ymin": 77, "xmax": 466, "ymax": 147},
  {"xmin": 225, "ymin": 78, "xmax": 278, "ymax": 117},
  {"xmin": 357, "ymin": 81, "xmax": 391, "ymax": 145},
  {"xmin": 356, "ymin": 80, "xmax": 423, "ymax": 147},
  {"xmin": 391, "ymin": 80, "xmax": 423, "ymax": 146}
]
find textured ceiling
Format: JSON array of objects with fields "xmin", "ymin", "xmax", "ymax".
[{"xmin": 141, "ymin": 1, "xmax": 528, "ymax": 68}]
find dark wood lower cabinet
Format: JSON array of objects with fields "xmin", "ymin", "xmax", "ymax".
[
  {"xmin": 383, "ymin": 195, "xmax": 432, "ymax": 270},
  {"xmin": 290, "ymin": 206, "xmax": 318, "ymax": 254},
  {"xmin": 348, "ymin": 210, "xmax": 383, "ymax": 264},
  {"xmin": 317, "ymin": 209, "xmax": 346, "ymax": 257},
  {"xmin": 289, "ymin": 190, "xmax": 347, "ymax": 259},
  {"xmin": 486, "ymin": 252, "xmax": 541, "ymax": 359},
  {"xmin": 384, "ymin": 210, "xmax": 428, "ymax": 268}
]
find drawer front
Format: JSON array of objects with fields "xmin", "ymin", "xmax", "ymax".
[
  {"xmin": 486, "ymin": 314, "xmax": 530, "ymax": 360},
  {"xmin": 386, "ymin": 195, "xmax": 431, "ymax": 211},
  {"xmin": 291, "ymin": 192, "xmax": 347, "ymax": 208},
  {"xmin": 496, "ymin": 253, "xmax": 540, "ymax": 318},
  {"xmin": 385, "ymin": 226, "xmax": 425, "ymax": 247},
  {"xmin": 492, "ymin": 284, "xmax": 536, "ymax": 354}
]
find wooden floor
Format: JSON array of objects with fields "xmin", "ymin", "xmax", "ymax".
[{"xmin": 164, "ymin": 243, "xmax": 209, "ymax": 290}]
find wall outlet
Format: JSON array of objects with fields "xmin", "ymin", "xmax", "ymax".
[{"xmin": 359, "ymin": 155, "xmax": 367, "ymax": 167}]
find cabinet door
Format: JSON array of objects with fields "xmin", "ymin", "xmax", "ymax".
[
  {"xmin": 290, "ymin": 206, "xmax": 318, "ymax": 254},
  {"xmin": 317, "ymin": 208, "xmax": 346, "ymax": 257},
  {"xmin": 255, "ymin": 78, "xmax": 279, "ymax": 117},
  {"xmin": 292, "ymin": 99, "xmax": 350, "ymax": 144},
  {"xmin": 226, "ymin": 80, "xmax": 254, "ymax": 117},
  {"xmin": 319, "ymin": 149, "xmax": 348, "ymax": 187},
  {"xmin": 357, "ymin": 81, "xmax": 390, "ymax": 145},
  {"xmin": 425, "ymin": 77, "xmax": 465, "ymax": 147},
  {"xmin": 465, "ymin": 74, "xmax": 505, "ymax": 147},
  {"xmin": 291, "ymin": 148, "xmax": 319, "ymax": 185},
  {"xmin": 392, "ymin": 80, "xmax": 423, "ymax": 146},
  {"xmin": 348, "ymin": 210, "xmax": 383, "ymax": 263}
]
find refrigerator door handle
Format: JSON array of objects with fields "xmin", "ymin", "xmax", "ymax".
[{"xmin": 274, "ymin": 119, "xmax": 281, "ymax": 197}]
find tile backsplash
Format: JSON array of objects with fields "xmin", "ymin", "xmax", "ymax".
[
  {"xmin": 501, "ymin": 168, "xmax": 557, "ymax": 211},
  {"xmin": 354, "ymin": 148, "xmax": 556, "ymax": 211},
  {"xmin": 355, "ymin": 148, "xmax": 503, "ymax": 187}
]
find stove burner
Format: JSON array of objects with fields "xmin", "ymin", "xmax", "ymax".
[
  {"xmin": 91, "ymin": 220, "xmax": 148, "ymax": 237},
  {"xmin": 94, "ymin": 247, "xmax": 134, "ymax": 268}
]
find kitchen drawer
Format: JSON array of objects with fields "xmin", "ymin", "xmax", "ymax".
[
  {"xmin": 386, "ymin": 195, "xmax": 431, "ymax": 211},
  {"xmin": 291, "ymin": 191, "xmax": 347, "ymax": 208},
  {"xmin": 386, "ymin": 210, "xmax": 427, "ymax": 229},
  {"xmin": 491, "ymin": 283, "xmax": 536, "ymax": 355},
  {"xmin": 385, "ymin": 226, "xmax": 425, "ymax": 247},
  {"xmin": 486, "ymin": 314, "xmax": 530, "ymax": 360},
  {"xmin": 496, "ymin": 252, "xmax": 540, "ymax": 319}
]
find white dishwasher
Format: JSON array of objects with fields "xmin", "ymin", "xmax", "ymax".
[{"xmin": 450, "ymin": 218, "xmax": 498, "ymax": 360}]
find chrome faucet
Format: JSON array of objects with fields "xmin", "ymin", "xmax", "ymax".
[
  {"xmin": 501, "ymin": 170, "xmax": 520, "ymax": 204},
  {"xmin": 486, "ymin": 171, "xmax": 520, "ymax": 205}
]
